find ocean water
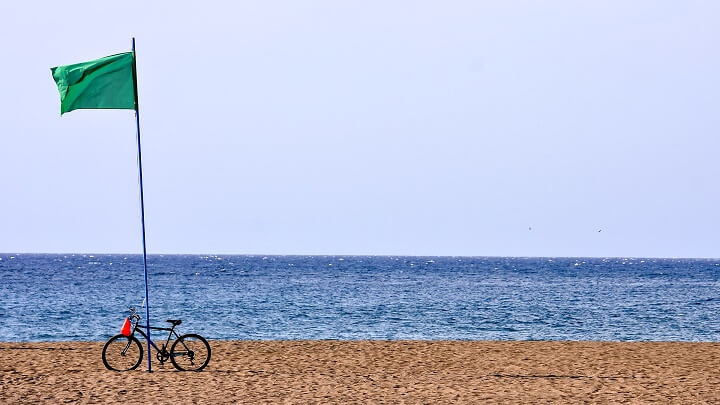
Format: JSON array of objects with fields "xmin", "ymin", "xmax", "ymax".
[{"xmin": 1, "ymin": 254, "xmax": 719, "ymax": 342}]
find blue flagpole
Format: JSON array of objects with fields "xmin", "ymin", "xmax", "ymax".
[{"xmin": 131, "ymin": 37, "xmax": 152, "ymax": 373}]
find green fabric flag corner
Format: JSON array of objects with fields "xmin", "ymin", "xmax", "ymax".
[{"xmin": 51, "ymin": 52, "xmax": 136, "ymax": 115}]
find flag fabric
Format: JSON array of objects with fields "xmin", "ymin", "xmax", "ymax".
[{"xmin": 51, "ymin": 52, "xmax": 136, "ymax": 115}]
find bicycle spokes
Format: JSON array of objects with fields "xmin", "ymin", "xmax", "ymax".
[
  {"xmin": 170, "ymin": 334, "xmax": 211, "ymax": 371},
  {"xmin": 176, "ymin": 340, "xmax": 201, "ymax": 363},
  {"xmin": 102, "ymin": 335, "xmax": 143, "ymax": 371}
]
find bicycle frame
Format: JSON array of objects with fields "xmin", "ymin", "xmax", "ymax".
[{"xmin": 130, "ymin": 320, "xmax": 181, "ymax": 355}]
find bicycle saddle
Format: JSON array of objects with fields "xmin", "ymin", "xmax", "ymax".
[{"xmin": 166, "ymin": 319, "xmax": 182, "ymax": 326}]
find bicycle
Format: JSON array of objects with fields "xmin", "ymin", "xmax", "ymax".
[{"xmin": 102, "ymin": 307, "xmax": 211, "ymax": 372}]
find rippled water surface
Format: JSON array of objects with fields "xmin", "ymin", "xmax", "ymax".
[{"xmin": 1, "ymin": 254, "xmax": 719, "ymax": 341}]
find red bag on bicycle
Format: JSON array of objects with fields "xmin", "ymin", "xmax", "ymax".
[{"xmin": 120, "ymin": 317, "xmax": 131, "ymax": 336}]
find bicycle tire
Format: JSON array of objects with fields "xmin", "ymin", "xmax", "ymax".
[
  {"xmin": 170, "ymin": 333, "xmax": 211, "ymax": 371},
  {"xmin": 102, "ymin": 334, "xmax": 143, "ymax": 371}
]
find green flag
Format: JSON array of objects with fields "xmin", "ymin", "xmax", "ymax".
[{"xmin": 51, "ymin": 52, "xmax": 136, "ymax": 115}]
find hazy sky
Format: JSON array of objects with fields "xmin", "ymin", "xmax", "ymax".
[{"xmin": 1, "ymin": 1, "xmax": 718, "ymax": 257}]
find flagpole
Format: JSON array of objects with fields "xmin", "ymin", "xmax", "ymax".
[{"xmin": 131, "ymin": 37, "xmax": 152, "ymax": 373}]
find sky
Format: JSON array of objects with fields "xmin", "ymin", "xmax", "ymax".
[{"xmin": 1, "ymin": 1, "xmax": 718, "ymax": 257}]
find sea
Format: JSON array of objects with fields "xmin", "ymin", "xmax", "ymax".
[{"xmin": 1, "ymin": 254, "xmax": 719, "ymax": 342}]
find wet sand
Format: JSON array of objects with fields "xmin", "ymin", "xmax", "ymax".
[{"xmin": 1, "ymin": 340, "xmax": 719, "ymax": 403}]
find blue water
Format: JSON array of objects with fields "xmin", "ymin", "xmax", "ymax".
[{"xmin": 1, "ymin": 254, "xmax": 719, "ymax": 342}]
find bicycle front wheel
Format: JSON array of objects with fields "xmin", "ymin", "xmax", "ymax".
[
  {"xmin": 170, "ymin": 333, "xmax": 211, "ymax": 371},
  {"xmin": 102, "ymin": 334, "xmax": 143, "ymax": 371}
]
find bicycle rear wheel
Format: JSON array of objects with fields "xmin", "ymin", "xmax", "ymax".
[
  {"xmin": 102, "ymin": 334, "xmax": 143, "ymax": 371},
  {"xmin": 170, "ymin": 333, "xmax": 211, "ymax": 371}
]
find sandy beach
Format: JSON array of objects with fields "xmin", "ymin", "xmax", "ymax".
[{"xmin": 1, "ymin": 340, "xmax": 719, "ymax": 403}]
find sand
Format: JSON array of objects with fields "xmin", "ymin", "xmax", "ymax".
[{"xmin": 1, "ymin": 340, "xmax": 719, "ymax": 403}]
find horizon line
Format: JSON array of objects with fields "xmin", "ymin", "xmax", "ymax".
[{"xmin": 1, "ymin": 252, "xmax": 719, "ymax": 260}]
